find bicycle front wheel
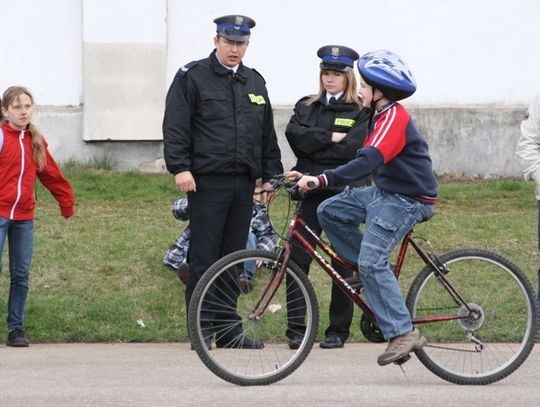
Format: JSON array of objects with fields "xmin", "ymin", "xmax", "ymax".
[
  {"xmin": 188, "ymin": 249, "xmax": 319, "ymax": 386},
  {"xmin": 406, "ymin": 248, "xmax": 537, "ymax": 385}
]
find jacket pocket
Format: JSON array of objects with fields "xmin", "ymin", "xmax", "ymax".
[{"xmin": 200, "ymin": 90, "xmax": 227, "ymax": 120}]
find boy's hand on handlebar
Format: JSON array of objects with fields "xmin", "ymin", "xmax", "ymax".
[
  {"xmin": 284, "ymin": 171, "xmax": 320, "ymax": 192},
  {"xmin": 297, "ymin": 175, "xmax": 319, "ymax": 192}
]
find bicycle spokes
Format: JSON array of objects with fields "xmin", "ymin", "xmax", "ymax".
[{"xmin": 407, "ymin": 249, "xmax": 537, "ymax": 384}]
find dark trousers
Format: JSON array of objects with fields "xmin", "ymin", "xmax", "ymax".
[
  {"xmin": 185, "ymin": 174, "xmax": 254, "ymax": 337},
  {"xmin": 286, "ymin": 193, "xmax": 354, "ymax": 341}
]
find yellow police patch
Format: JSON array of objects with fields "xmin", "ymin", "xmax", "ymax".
[
  {"xmin": 334, "ymin": 118, "xmax": 356, "ymax": 127},
  {"xmin": 248, "ymin": 94, "xmax": 266, "ymax": 105}
]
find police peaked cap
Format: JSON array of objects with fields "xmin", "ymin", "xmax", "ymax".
[
  {"xmin": 214, "ymin": 15, "xmax": 256, "ymax": 42},
  {"xmin": 317, "ymin": 45, "xmax": 359, "ymax": 72}
]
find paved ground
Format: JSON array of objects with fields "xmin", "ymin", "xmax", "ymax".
[{"xmin": 0, "ymin": 342, "xmax": 539, "ymax": 406}]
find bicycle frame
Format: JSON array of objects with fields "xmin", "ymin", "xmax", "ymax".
[
  {"xmin": 190, "ymin": 179, "xmax": 538, "ymax": 386},
  {"xmin": 271, "ymin": 196, "xmax": 476, "ymax": 327}
]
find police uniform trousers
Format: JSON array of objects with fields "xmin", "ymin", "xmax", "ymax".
[
  {"xmin": 286, "ymin": 191, "xmax": 354, "ymax": 342},
  {"xmin": 185, "ymin": 174, "xmax": 255, "ymax": 338}
]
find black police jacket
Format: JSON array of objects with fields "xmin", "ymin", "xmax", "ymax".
[
  {"xmin": 163, "ymin": 51, "xmax": 283, "ymax": 181},
  {"xmin": 285, "ymin": 94, "xmax": 371, "ymax": 192}
]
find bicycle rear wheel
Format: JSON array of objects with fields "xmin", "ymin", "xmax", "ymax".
[
  {"xmin": 406, "ymin": 248, "xmax": 537, "ymax": 385},
  {"xmin": 188, "ymin": 249, "xmax": 319, "ymax": 386}
]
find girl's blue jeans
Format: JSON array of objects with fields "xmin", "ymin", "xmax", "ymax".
[
  {"xmin": 317, "ymin": 186, "xmax": 433, "ymax": 340},
  {"xmin": 0, "ymin": 217, "xmax": 34, "ymax": 331}
]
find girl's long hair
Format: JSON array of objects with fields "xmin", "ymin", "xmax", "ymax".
[
  {"xmin": 304, "ymin": 69, "xmax": 361, "ymax": 107},
  {"xmin": 1, "ymin": 86, "xmax": 47, "ymax": 171}
]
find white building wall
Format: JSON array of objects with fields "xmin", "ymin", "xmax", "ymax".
[
  {"xmin": 0, "ymin": 0, "xmax": 82, "ymax": 105},
  {"xmin": 82, "ymin": 0, "xmax": 167, "ymax": 141},
  {"xmin": 3, "ymin": 0, "xmax": 537, "ymax": 108},
  {"xmin": 1, "ymin": 0, "xmax": 539, "ymax": 175},
  {"xmin": 167, "ymin": 0, "xmax": 540, "ymax": 106}
]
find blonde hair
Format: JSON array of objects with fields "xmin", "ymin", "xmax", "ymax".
[
  {"xmin": 1, "ymin": 86, "xmax": 47, "ymax": 171},
  {"xmin": 304, "ymin": 70, "xmax": 361, "ymax": 107}
]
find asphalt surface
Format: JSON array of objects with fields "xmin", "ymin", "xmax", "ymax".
[{"xmin": 0, "ymin": 342, "xmax": 539, "ymax": 406}]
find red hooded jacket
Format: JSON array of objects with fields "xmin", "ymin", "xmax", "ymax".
[{"xmin": 0, "ymin": 122, "xmax": 74, "ymax": 220}]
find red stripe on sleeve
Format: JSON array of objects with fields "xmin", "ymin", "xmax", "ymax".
[{"xmin": 365, "ymin": 105, "xmax": 408, "ymax": 164}]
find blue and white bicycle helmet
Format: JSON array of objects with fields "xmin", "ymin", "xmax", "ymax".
[{"xmin": 358, "ymin": 50, "xmax": 416, "ymax": 101}]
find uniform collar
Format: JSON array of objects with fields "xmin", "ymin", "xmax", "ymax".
[
  {"xmin": 209, "ymin": 50, "xmax": 247, "ymax": 82},
  {"xmin": 318, "ymin": 93, "xmax": 356, "ymax": 111},
  {"xmin": 325, "ymin": 91, "xmax": 344, "ymax": 105}
]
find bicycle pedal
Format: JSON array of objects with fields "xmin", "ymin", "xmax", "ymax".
[{"xmin": 394, "ymin": 354, "xmax": 411, "ymax": 366}]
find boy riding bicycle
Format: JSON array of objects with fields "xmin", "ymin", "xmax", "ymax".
[{"xmin": 290, "ymin": 49, "xmax": 438, "ymax": 366}]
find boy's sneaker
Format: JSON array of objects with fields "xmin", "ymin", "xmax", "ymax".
[
  {"xmin": 377, "ymin": 328, "xmax": 426, "ymax": 366},
  {"xmin": 238, "ymin": 274, "xmax": 254, "ymax": 294},
  {"xmin": 6, "ymin": 328, "xmax": 30, "ymax": 347}
]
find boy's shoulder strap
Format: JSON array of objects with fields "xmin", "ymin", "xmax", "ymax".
[{"xmin": 0, "ymin": 127, "xmax": 3, "ymax": 153}]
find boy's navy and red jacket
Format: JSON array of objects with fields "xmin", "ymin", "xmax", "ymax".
[
  {"xmin": 319, "ymin": 102, "xmax": 438, "ymax": 203},
  {"xmin": 0, "ymin": 122, "xmax": 74, "ymax": 220}
]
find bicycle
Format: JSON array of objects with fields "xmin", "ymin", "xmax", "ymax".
[{"xmin": 188, "ymin": 175, "xmax": 538, "ymax": 386}]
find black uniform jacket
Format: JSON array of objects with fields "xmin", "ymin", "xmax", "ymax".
[
  {"xmin": 163, "ymin": 50, "xmax": 283, "ymax": 181},
  {"xmin": 285, "ymin": 94, "xmax": 371, "ymax": 193}
]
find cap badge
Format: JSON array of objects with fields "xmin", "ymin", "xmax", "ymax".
[
  {"xmin": 331, "ymin": 47, "xmax": 340, "ymax": 57},
  {"xmin": 235, "ymin": 16, "xmax": 244, "ymax": 25}
]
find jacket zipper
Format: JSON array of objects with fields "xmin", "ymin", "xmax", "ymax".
[{"xmin": 9, "ymin": 130, "xmax": 25, "ymax": 220}]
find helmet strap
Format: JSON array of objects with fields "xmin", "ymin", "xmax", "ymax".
[{"xmin": 372, "ymin": 88, "xmax": 385, "ymax": 111}]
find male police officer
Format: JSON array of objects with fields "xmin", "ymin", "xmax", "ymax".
[{"xmin": 163, "ymin": 15, "xmax": 282, "ymax": 349}]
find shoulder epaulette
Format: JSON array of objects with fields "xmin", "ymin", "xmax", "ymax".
[
  {"xmin": 251, "ymin": 68, "xmax": 266, "ymax": 84},
  {"xmin": 176, "ymin": 61, "xmax": 199, "ymax": 78}
]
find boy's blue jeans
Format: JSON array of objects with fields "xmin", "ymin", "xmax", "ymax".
[
  {"xmin": 0, "ymin": 217, "xmax": 34, "ymax": 331},
  {"xmin": 317, "ymin": 186, "xmax": 433, "ymax": 340}
]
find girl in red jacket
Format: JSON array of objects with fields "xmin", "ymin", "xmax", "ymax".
[{"xmin": 0, "ymin": 86, "xmax": 75, "ymax": 347}]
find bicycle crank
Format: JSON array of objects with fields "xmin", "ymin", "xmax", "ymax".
[{"xmin": 360, "ymin": 314, "xmax": 385, "ymax": 343}]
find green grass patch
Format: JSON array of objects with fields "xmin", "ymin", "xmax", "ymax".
[{"xmin": 0, "ymin": 171, "xmax": 538, "ymax": 343}]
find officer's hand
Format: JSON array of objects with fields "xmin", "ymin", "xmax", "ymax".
[
  {"xmin": 297, "ymin": 175, "xmax": 319, "ymax": 192},
  {"xmin": 331, "ymin": 132, "xmax": 347, "ymax": 143},
  {"xmin": 175, "ymin": 171, "xmax": 196, "ymax": 192},
  {"xmin": 285, "ymin": 170, "xmax": 303, "ymax": 180}
]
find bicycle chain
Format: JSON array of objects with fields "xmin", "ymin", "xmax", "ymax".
[{"xmin": 424, "ymin": 343, "xmax": 479, "ymax": 353}]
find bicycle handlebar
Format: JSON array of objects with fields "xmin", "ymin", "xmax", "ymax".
[
  {"xmin": 264, "ymin": 174, "xmax": 304, "ymax": 198},
  {"xmin": 265, "ymin": 174, "xmax": 318, "ymax": 196}
]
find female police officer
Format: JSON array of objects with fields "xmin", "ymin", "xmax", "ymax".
[{"xmin": 284, "ymin": 45, "xmax": 370, "ymax": 349}]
